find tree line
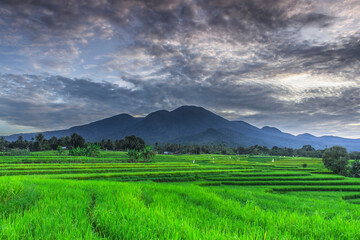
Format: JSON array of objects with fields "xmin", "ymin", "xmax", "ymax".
[
  {"xmin": 322, "ymin": 145, "xmax": 360, "ymax": 177},
  {"xmin": 1, "ymin": 133, "xmax": 359, "ymax": 160},
  {"xmin": 0, "ymin": 134, "xmax": 146, "ymax": 152},
  {"xmin": 156, "ymin": 143, "xmax": 360, "ymax": 159}
]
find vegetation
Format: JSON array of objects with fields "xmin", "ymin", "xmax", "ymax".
[
  {"xmin": 2, "ymin": 133, "xmax": 359, "ymax": 161},
  {"xmin": 57, "ymin": 146, "xmax": 64, "ymax": 155},
  {"xmin": 127, "ymin": 149, "xmax": 141, "ymax": 163},
  {"xmin": 8, "ymin": 148, "xmax": 30, "ymax": 156},
  {"xmin": 350, "ymin": 160, "xmax": 360, "ymax": 178},
  {"xmin": 68, "ymin": 143, "xmax": 101, "ymax": 157},
  {"xmin": 140, "ymin": 145, "xmax": 156, "ymax": 162},
  {"xmin": 0, "ymin": 151, "xmax": 360, "ymax": 239},
  {"xmin": 322, "ymin": 146, "xmax": 349, "ymax": 175}
]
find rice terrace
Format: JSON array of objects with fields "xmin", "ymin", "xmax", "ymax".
[
  {"xmin": 1, "ymin": 0, "xmax": 360, "ymax": 239},
  {"xmin": 1, "ymin": 149, "xmax": 360, "ymax": 239}
]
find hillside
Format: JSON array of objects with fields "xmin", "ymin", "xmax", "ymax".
[{"xmin": 4, "ymin": 106, "xmax": 360, "ymax": 151}]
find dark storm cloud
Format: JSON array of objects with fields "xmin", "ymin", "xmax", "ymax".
[
  {"xmin": 0, "ymin": 0, "xmax": 331, "ymax": 42},
  {"xmin": 1, "ymin": 0, "xmax": 360, "ymax": 137}
]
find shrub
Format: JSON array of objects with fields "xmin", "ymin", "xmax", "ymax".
[{"xmin": 9, "ymin": 148, "xmax": 30, "ymax": 156}]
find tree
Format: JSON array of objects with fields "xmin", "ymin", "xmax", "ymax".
[
  {"xmin": 350, "ymin": 159, "xmax": 360, "ymax": 178},
  {"xmin": 123, "ymin": 135, "xmax": 145, "ymax": 150},
  {"xmin": 350, "ymin": 151, "xmax": 360, "ymax": 160},
  {"xmin": 14, "ymin": 136, "xmax": 26, "ymax": 149},
  {"xmin": 322, "ymin": 146, "xmax": 349, "ymax": 175},
  {"xmin": 70, "ymin": 133, "xmax": 85, "ymax": 149},
  {"xmin": 58, "ymin": 136, "xmax": 71, "ymax": 149},
  {"xmin": 34, "ymin": 133, "xmax": 45, "ymax": 151},
  {"xmin": 105, "ymin": 139, "xmax": 114, "ymax": 150},
  {"xmin": 140, "ymin": 145, "xmax": 156, "ymax": 162},
  {"xmin": 99, "ymin": 139, "xmax": 106, "ymax": 149},
  {"xmin": 0, "ymin": 137, "xmax": 7, "ymax": 152},
  {"xmin": 49, "ymin": 136, "xmax": 59, "ymax": 150},
  {"xmin": 114, "ymin": 139, "xmax": 123, "ymax": 150},
  {"xmin": 301, "ymin": 145, "xmax": 315, "ymax": 152}
]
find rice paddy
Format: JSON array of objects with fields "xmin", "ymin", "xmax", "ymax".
[{"xmin": 1, "ymin": 151, "xmax": 360, "ymax": 239}]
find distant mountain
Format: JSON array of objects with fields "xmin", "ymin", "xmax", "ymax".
[
  {"xmin": 4, "ymin": 106, "xmax": 360, "ymax": 151},
  {"xmin": 5, "ymin": 114, "xmax": 142, "ymax": 142},
  {"xmin": 121, "ymin": 106, "xmax": 230, "ymax": 143}
]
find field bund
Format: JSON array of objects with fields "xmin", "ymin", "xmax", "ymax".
[{"xmin": 1, "ymin": 151, "xmax": 360, "ymax": 239}]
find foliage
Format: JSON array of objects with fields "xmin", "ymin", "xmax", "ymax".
[
  {"xmin": 69, "ymin": 146, "xmax": 87, "ymax": 156},
  {"xmin": 350, "ymin": 151, "xmax": 360, "ymax": 160},
  {"xmin": 8, "ymin": 148, "xmax": 30, "ymax": 156},
  {"xmin": 301, "ymin": 145, "xmax": 315, "ymax": 152},
  {"xmin": 70, "ymin": 133, "xmax": 86, "ymax": 149},
  {"xmin": 350, "ymin": 160, "xmax": 360, "ymax": 178},
  {"xmin": 0, "ymin": 132, "xmax": 355, "ymax": 160},
  {"xmin": 57, "ymin": 146, "xmax": 64, "ymax": 156},
  {"xmin": 0, "ymin": 137, "xmax": 6, "ymax": 152},
  {"xmin": 122, "ymin": 135, "xmax": 146, "ymax": 150},
  {"xmin": 140, "ymin": 145, "xmax": 156, "ymax": 162},
  {"xmin": 322, "ymin": 146, "xmax": 349, "ymax": 175},
  {"xmin": 2, "ymin": 152, "xmax": 360, "ymax": 239},
  {"xmin": 68, "ymin": 143, "xmax": 101, "ymax": 157},
  {"xmin": 49, "ymin": 136, "xmax": 59, "ymax": 150},
  {"xmin": 87, "ymin": 143, "xmax": 101, "ymax": 157},
  {"xmin": 127, "ymin": 149, "xmax": 141, "ymax": 163},
  {"xmin": 34, "ymin": 133, "xmax": 45, "ymax": 151}
]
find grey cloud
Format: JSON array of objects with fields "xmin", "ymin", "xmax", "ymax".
[
  {"xmin": 276, "ymin": 37, "xmax": 360, "ymax": 72},
  {"xmin": 1, "ymin": 1, "xmax": 360, "ymax": 138},
  {"xmin": 1, "ymin": 72, "xmax": 360, "ymax": 138},
  {"xmin": 0, "ymin": 0, "xmax": 333, "ymax": 43},
  {"xmin": 0, "ymin": 73, "xmax": 284, "ymax": 127}
]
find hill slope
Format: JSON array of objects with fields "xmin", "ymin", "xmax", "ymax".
[{"xmin": 4, "ymin": 106, "xmax": 360, "ymax": 151}]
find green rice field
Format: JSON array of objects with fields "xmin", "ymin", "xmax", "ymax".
[{"xmin": 1, "ymin": 151, "xmax": 360, "ymax": 239}]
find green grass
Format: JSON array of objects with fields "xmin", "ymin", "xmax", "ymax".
[{"xmin": 0, "ymin": 151, "xmax": 359, "ymax": 239}]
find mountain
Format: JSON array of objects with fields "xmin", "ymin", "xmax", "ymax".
[
  {"xmin": 121, "ymin": 106, "xmax": 230, "ymax": 143},
  {"xmin": 4, "ymin": 106, "xmax": 360, "ymax": 151},
  {"xmin": 5, "ymin": 114, "xmax": 142, "ymax": 142}
]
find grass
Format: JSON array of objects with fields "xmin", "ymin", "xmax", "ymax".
[{"xmin": 0, "ymin": 151, "xmax": 360, "ymax": 239}]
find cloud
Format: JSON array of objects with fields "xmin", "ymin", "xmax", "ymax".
[
  {"xmin": 1, "ymin": 72, "xmax": 360, "ymax": 138},
  {"xmin": 1, "ymin": 0, "xmax": 360, "ymax": 137}
]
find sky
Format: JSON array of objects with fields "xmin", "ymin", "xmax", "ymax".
[{"xmin": 0, "ymin": 0, "xmax": 360, "ymax": 138}]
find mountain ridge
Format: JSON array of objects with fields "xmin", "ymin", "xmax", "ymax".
[{"xmin": 3, "ymin": 105, "xmax": 360, "ymax": 151}]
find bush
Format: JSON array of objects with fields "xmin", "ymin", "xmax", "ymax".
[{"xmin": 8, "ymin": 148, "xmax": 30, "ymax": 156}]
